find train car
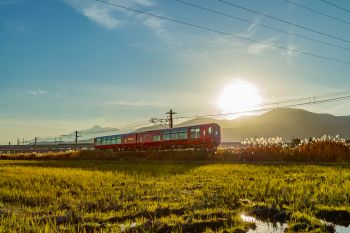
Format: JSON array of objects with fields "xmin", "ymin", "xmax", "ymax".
[{"xmin": 94, "ymin": 123, "xmax": 221, "ymax": 151}]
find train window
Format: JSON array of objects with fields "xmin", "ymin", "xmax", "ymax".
[
  {"xmin": 116, "ymin": 136, "xmax": 121, "ymax": 144},
  {"xmin": 179, "ymin": 128, "xmax": 187, "ymax": 139},
  {"xmin": 107, "ymin": 138, "xmax": 112, "ymax": 145},
  {"xmin": 102, "ymin": 138, "xmax": 106, "ymax": 145},
  {"xmin": 139, "ymin": 136, "xmax": 143, "ymax": 143},
  {"xmin": 163, "ymin": 134, "xmax": 170, "ymax": 141},
  {"xmin": 162, "ymin": 130, "xmax": 171, "ymax": 141},
  {"xmin": 153, "ymin": 135, "xmax": 161, "ymax": 141},
  {"xmin": 190, "ymin": 128, "xmax": 200, "ymax": 139},
  {"xmin": 208, "ymin": 127, "xmax": 212, "ymax": 134},
  {"xmin": 171, "ymin": 129, "xmax": 178, "ymax": 140}
]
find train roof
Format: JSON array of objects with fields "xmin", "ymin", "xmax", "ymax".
[{"xmin": 94, "ymin": 123, "xmax": 220, "ymax": 139}]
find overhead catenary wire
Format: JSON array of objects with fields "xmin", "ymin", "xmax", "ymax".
[
  {"xmin": 80, "ymin": 121, "xmax": 153, "ymax": 135},
  {"xmin": 251, "ymin": 89, "xmax": 350, "ymax": 107},
  {"xmin": 93, "ymin": 0, "xmax": 350, "ymax": 65},
  {"xmin": 175, "ymin": 90, "xmax": 350, "ymax": 118},
  {"xmin": 173, "ymin": 0, "xmax": 350, "ymax": 51},
  {"xmin": 320, "ymin": 0, "xmax": 350, "ymax": 14},
  {"xmin": 215, "ymin": 0, "xmax": 350, "ymax": 44},
  {"xmin": 175, "ymin": 91, "xmax": 350, "ymax": 119},
  {"xmin": 283, "ymin": 0, "xmax": 350, "ymax": 25},
  {"xmin": 2, "ymin": 91, "xmax": 350, "ymax": 145}
]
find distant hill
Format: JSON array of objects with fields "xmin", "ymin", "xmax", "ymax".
[
  {"xmin": 176, "ymin": 108, "xmax": 350, "ymax": 142},
  {"xmin": 59, "ymin": 125, "xmax": 119, "ymax": 143},
  {"xmin": 65, "ymin": 125, "xmax": 119, "ymax": 136},
  {"xmin": 137, "ymin": 108, "xmax": 350, "ymax": 142},
  {"xmin": 60, "ymin": 108, "xmax": 350, "ymax": 144}
]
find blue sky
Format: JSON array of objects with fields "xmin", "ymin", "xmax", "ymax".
[{"xmin": 1, "ymin": 0, "xmax": 350, "ymax": 142}]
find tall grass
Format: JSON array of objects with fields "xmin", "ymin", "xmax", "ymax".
[
  {"xmin": 0, "ymin": 161, "xmax": 349, "ymax": 232},
  {"xmin": 1, "ymin": 135, "xmax": 350, "ymax": 162},
  {"xmin": 216, "ymin": 135, "xmax": 350, "ymax": 162}
]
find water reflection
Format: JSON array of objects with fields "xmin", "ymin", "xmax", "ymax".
[
  {"xmin": 335, "ymin": 225, "xmax": 350, "ymax": 233},
  {"xmin": 241, "ymin": 214, "xmax": 287, "ymax": 233},
  {"xmin": 241, "ymin": 214, "xmax": 350, "ymax": 233}
]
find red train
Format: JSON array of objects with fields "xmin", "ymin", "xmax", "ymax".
[{"xmin": 94, "ymin": 123, "xmax": 221, "ymax": 151}]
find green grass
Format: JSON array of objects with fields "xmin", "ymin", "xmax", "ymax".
[{"xmin": 0, "ymin": 160, "xmax": 349, "ymax": 232}]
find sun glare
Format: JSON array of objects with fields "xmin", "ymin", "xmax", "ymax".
[{"xmin": 217, "ymin": 80, "xmax": 262, "ymax": 118}]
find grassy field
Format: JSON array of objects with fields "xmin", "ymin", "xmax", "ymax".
[{"xmin": 0, "ymin": 160, "xmax": 349, "ymax": 232}]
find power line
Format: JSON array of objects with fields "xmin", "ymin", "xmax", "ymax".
[
  {"xmin": 175, "ymin": 91, "xmax": 350, "ymax": 119},
  {"xmin": 284, "ymin": 0, "xmax": 350, "ymax": 25},
  {"xmin": 173, "ymin": 0, "xmax": 350, "ymax": 51},
  {"xmin": 80, "ymin": 121, "xmax": 152, "ymax": 135},
  {"xmin": 253, "ymin": 89, "xmax": 350, "ymax": 107},
  {"xmin": 320, "ymin": 0, "xmax": 350, "ymax": 14},
  {"xmin": 2, "ymin": 91, "xmax": 350, "ymax": 143},
  {"xmin": 93, "ymin": 0, "xmax": 350, "ymax": 65},
  {"xmin": 216, "ymin": 0, "xmax": 350, "ymax": 44}
]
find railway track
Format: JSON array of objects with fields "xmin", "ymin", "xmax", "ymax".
[{"xmin": 0, "ymin": 143, "xmax": 94, "ymax": 153}]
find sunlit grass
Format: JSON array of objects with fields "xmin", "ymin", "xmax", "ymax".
[{"xmin": 0, "ymin": 161, "xmax": 349, "ymax": 232}]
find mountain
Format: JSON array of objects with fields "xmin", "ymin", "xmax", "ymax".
[
  {"xmin": 61, "ymin": 125, "xmax": 119, "ymax": 142},
  {"xmin": 222, "ymin": 108, "xmax": 350, "ymax": 141},
  {"xmin": 83, "ymin": 125, "xmax": 119, "ymax": 134},
  {"xmin": 137, "ymin": 108, "xmax": 350, "ymax": 142},
  {"xmin": 59, "ymin": 108, "xmax": 350, "ymax": 144}
]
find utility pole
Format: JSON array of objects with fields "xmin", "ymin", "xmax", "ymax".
[
  {"xmin": 75, "ymin": 131, "xmax": 78, "ymax": 144},
  {"xmin": 75, "ymin": 131, "xmax": 81, "ymax": 150},
  {"xmin": 54, "ymin": 137, "xmax": 57, "ymax": 152},
  {"xmin": 34, "ymin": 137, "xmax": 37, "ymax": 152},
  {"xmin": 166, "ymin": 109, "xmax": 177, "ymax": 129}
]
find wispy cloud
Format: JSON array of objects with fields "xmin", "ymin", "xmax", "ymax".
[
  {"xmin": 0, "ymin": 0, "xmax": 21, "ymax": 5},
  {"xmin": 248, "ymin": 37, "xmax": 279, "ymax": 54},
  {"xmin": 63, "ymin": 0, "xmax": 155, "ymax": 29},
  {"xmin": 238, "ymin": 16, "xmax": 262, "ymax": 38},
  {"xmin": 2, "ymin": 21, "xmax": 25, "ymax": 32},
  {"xmin": 103, "ymin": 100, "xmax": 167, "ymax": 108},
  {"xmin": 280, "ymin": 44, "xmax": 298, "ymax": 66},
  {"xmin": 82, "ymin": 4, "xmax": 121, "ymax": 29},
  {"xmin": 27, "ymin": 89, "xmax": 48, "ymax": 96}
]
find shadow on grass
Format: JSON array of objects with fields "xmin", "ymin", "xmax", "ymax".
[{"xmin": 0, "ymin": 159, "xmax": 206, "ymax": 176}]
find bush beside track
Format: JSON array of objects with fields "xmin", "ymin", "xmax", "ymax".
[{"xmin": 1, "ymin": 143, "xmax": 350, "ymax": 163}]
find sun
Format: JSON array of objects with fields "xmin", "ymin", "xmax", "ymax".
[{"xmin": 217, "ymin": 80, "xmax": 262, "ymax": 118}]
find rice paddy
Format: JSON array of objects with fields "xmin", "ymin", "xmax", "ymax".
[{"xmin": 0, "ymin": 160, "xmax": 349, "ymax": 232}]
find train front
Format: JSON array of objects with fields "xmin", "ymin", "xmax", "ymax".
[{"xmin": 211, "ymin": 123, "xmax": 221, "ymax": 148}]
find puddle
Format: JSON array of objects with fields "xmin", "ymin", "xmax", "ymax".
[
  {"xmin": 242, "ymin": 214, "xmax": 350, "ymax": 233},
  {"xmin": 241, "ymin": 214, "xmax": 287, "ymax": 233},
  {"xmin": 335, "ymin": 225, "xmax": 350, "ymax": 233},
  {"xmin": 323, "ymin": 221, "xmax": 350, "ymax": 233}
]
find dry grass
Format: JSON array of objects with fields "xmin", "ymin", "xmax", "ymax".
[
  {"xmin": 0, "ymin": 161, "xmax": 349, "ymax": 232},
  {"xmin": 1, "ymin": 135, "xmax": 350, "ymax": 163}
]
